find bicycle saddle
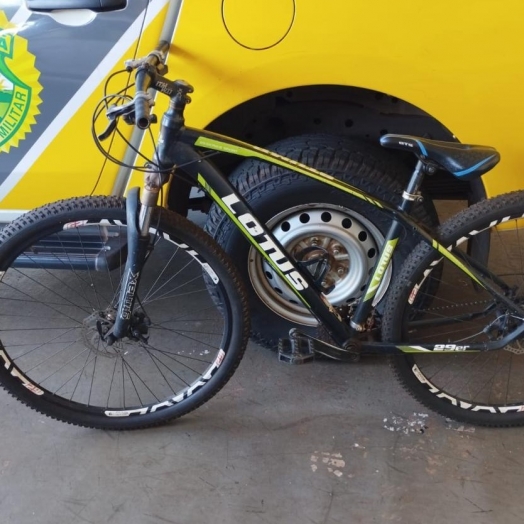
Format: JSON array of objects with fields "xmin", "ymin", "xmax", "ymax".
[{"xmin": 380, "ymin": 134, "xmax": 500, "ymax": 180}]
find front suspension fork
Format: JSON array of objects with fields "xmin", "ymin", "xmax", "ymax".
[{"xmin": 105, "ymin": 180, "xmax": 161, "ymax": 343}]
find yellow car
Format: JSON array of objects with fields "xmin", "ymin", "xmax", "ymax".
[{"xmin": 1, "ymin": 0, "xmax": 523, "ymax": 346}]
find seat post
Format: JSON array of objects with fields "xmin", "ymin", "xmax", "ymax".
[{"xmin": 398, "ymin": 160, "xmax": 433, "ymax": 214}]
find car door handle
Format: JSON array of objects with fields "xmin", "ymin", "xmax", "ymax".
[{"xmin": 25, "ymin": 0, "xmax": 127, "ymax": 13}]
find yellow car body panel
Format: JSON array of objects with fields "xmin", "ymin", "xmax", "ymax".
[
  {"xmin": 166, "ymin": 0, "xmax": 524, "ymax": 197},
  {"xmin": 1, "ymin": 0, "xmax": 523, "ymax": 219}
]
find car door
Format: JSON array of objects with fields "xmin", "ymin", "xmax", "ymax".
[{"xmin": 0, "ymin": 0, "xmax": 154, "ymax": 223}]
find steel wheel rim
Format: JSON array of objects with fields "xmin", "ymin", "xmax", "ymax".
[{"xmin": 247, "ymin": 204, "xmax": 392, "ymax": 325}]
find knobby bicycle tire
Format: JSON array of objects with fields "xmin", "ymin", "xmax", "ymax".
[
  {"xmin": 0, "ymin": 196, "xmax": 249, "ymax": 429},
  {"xmin": 382, "ymin": 191, "xmax": 524, "ymax": 426}
]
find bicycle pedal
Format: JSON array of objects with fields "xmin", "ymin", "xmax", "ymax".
[
  {"xmin": 278, "ymin": 337, "xmax": 316, "ymax": 364},
  {"xmin": 283, "ymin": 329, "xmax": 361, "ymax": 362}
]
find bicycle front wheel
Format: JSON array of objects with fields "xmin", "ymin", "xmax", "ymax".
[
  {"xmin": 0, "ymin": 196, "xmax": 249, "ymax": 429},
  {"xmin": 382, "ymin": 191, "xmax": 524, "ymax": 426}
]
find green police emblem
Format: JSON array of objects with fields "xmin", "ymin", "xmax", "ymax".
[{"xmin": 0, "ymin": 12, "xmax": 42, "ymax": 154}]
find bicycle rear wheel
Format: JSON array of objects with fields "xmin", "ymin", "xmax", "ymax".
[
  {"xmin": 0, "ymin": 196, "xmax": 249, "ymax": 429},
  {"xmin": 382, "ymin": 191, "xmax": 524, "ymax": 426}
]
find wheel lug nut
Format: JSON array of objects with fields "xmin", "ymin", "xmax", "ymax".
[
  {"xmin": 310, "ymin": 237, "xmax": 319, "ymax": 246},
  {"xmin": 337, "ymin": 267, "xmax": 345, "ymax": 276}
]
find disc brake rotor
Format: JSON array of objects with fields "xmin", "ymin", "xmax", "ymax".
[{"xmin": 82, "ymin": 310, "xmax": 148, "ymax": 357}]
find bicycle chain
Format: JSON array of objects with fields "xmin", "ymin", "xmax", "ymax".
[
  {"xmin": 416, "ymin": 298, "xmax": 493, "ymax": 313},
  {"xmin": 414, "ymin": 298, "xmax": 524, "ymax": 354},
  {"xmin": 317, "ymin": 300, "xmax": 524, "ymax": 354}
]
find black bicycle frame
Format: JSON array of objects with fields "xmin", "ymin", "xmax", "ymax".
[
  {"xmin": 100, "ymin": 62, "xmax": 524, "ymax": 355},
  {"xmin": 138, "ymin": 124, "xmax": 524, "ymax": 355}
]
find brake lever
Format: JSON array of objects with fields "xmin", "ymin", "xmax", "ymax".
[
  {"xmin": 97, "ymin": 119, "xmax": 118, "ymax": 141},
  {"xmin": 97, "ymin": 102, "xmax": 136, "ymax": 141}
]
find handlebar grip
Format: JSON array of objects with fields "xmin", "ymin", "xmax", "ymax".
[
  {"xmin": 132, "ymin": 45, "xmax": 170, "ymax": 129},
  {"xmin": 134, "ymin": 68, "xmax": 153, "ymax": 130},
  {"xmin": 135, "ymin": 91, "xmax": 151, "ymax": 130}
]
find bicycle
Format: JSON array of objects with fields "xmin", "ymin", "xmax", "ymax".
[{"xmin": 0, "ymin": 42, "xmax": 523, "ymax": 430}]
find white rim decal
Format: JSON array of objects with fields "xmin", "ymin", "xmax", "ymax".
[{"xmin": 105, "ymin": 349, "xmax": 226, "ymax": 417}]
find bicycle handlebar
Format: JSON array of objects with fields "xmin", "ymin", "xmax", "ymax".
[
  {"xmin": 100, "ymin": 42, "xmax": 193, "ymax": 138},
  {"xmin": 129, "ymin": 41, "xmax": 170, "ymax": 130}
]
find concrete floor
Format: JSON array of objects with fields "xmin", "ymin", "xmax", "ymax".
[
  {"xmin": 2, "ymin": 342, "xmax": 524, "ymax": 524},
  {"xmin": 2, "ymin": 201, "xmax": 524, "ymax": 523}
]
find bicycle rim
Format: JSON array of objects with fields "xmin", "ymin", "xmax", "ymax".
[
  {"xmin": 384, "ymin": 193, "xmax": 524, "ymax": 425},
  {"xmin": 0, "ymin": 198, "xmax": 247, "ymax": 429}
]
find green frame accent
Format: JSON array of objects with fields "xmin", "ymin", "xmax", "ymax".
[
  {"xmin": 195, "ymin": 135, "xmax": 384, "ymax": 208},
  {"xmin": 364, "ymin": 238, "xmax": 399, "ymax": 302}
]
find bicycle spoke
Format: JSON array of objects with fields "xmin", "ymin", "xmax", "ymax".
[
  {"xmin": 106, "ymin": 357, "xmax": 119, "ymax": 409},
  {"xmin": 141, "ymin": 257, "xmax": 194, "ymax": 304},
  {"xmin": 144, "ymin": 349, "xmax": 177, "ymax": 394},
  {"xmin": 157, "ymin": 304, "xmax": 221, "ymax": 325},
  {"xmin": 144, "ymin": 349, "xmax": 192, "ymax": 388},
  {"xmin": 141, "ymin": 245, "xmax": 180, "ymax": 303},
  {"xmin": 54, "ymin": 354, "xmax": 97, "ymax": 396},
  {"xmin": 40, "ymin": 348, "xmax": 90, "ymax": 391},
  {"xmin": 23, "ymin": 339, "xmax": 79, "ymax": 374},
  {"xmin": 142, "ymin": 274, "xmax": 202, "ymax": 305},
  {"xmin": 121, "ymin": 356, "xmax": 160, "ymax": 403},
  {"xmin": 0, "ymin": 201, "xmax": 246, "ymax": 429},
  {"xmin": 87, "ymin": 354, "xmax": 98, "ymax": 407},
  {"xmin": 1, "ymin": 274, "xmax": 91, "ymax": 321},
  {"xmin": 151, "ymin": 325, "xmax": 224, "ymax": 351}
]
